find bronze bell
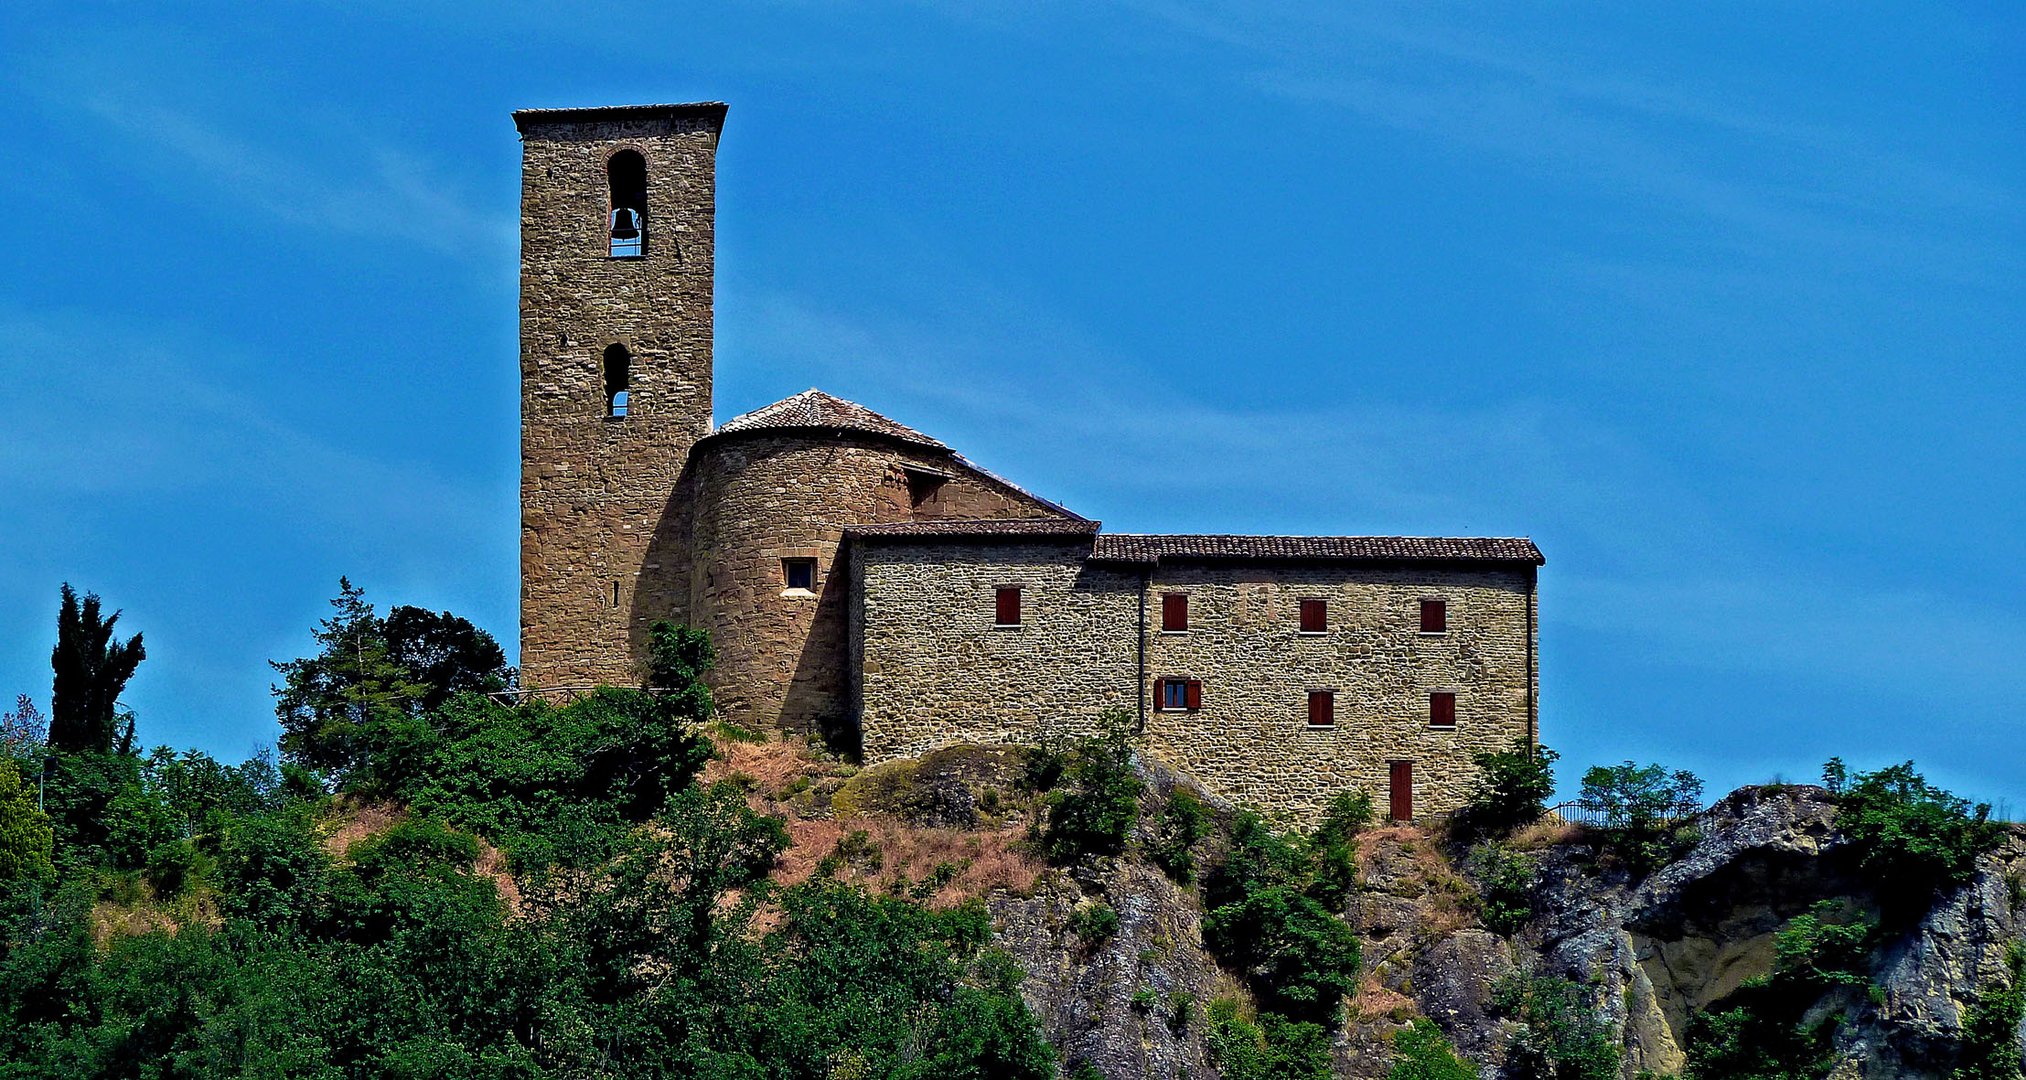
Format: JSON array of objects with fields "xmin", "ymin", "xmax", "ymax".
[{"xmin": 610, "ymin": 208, "xmax": 640, "ymax": 239}]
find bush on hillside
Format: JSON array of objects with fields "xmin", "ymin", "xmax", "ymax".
[
  {"xmin": 1491, "ymin": 971, "xmax": 1621, "ymax": 1080},
  {"xmin": 1389, "ymin": 1018, "xmax": 1477, "ymax": 1080},
  {"xmin": 1206, "ymin": 997, "xmax": 1335, "ymax": 1080},
  {"xmin": 1150, "ymin": 787, "xmax": 1212, "ymax": 882},
  {"xmin": 1578, "ymin": 761, "xmax": 1706, "ymax": 874},
  {"xmin": 1457, "ymin": 739, "xmax": 1559, "ymax": 840},
  {"xmin": 1036, "ymin": 711, "xmax": 1143, "ymax": 863},
  {"xmin": 1835, "ymin": 762, "xmax": 2005, "ymax": 906}
]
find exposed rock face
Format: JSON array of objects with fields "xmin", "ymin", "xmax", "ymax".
[{"xmin": 985, "ymin": 777, "xmax": 2025, "ymax": 1079}]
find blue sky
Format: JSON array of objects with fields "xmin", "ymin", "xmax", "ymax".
[{"xmin": 1, "ymin": 3, "xmax": 2019, "ymax": 807}]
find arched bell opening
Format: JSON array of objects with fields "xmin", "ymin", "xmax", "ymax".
[
  {"xmin": 603, "ymin": 344, "xmax": 631, "ymax": 418},
  {"xmin": 607, "ymin": 149, "xmax": 647, "ymax": 258}
]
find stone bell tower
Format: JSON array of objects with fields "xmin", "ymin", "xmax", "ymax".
[{"xmin": 514, "ymin": 103, "xmax": 725, "ymax": 690}]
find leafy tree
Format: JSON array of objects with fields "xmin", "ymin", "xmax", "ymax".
[
  {"xmin": 1459, "ymin": 739, "xmax": 1559, "ymax": 839},
  {"xmin": 1820, "ymin": 758, "xmax": 1848, "ymax": 797},
  {"xmin": 48, "ymin": 584, "xmax": 145, "ymax": 755},
  {"xmin": 0, "ymin": 758, "xmax": 53, "ymax": 885},
  {"xmin": 271, "ymin": 580, "xmax": 511, "ymax": 782},
  {"xmin": 1579, "ymin": 761, "xmax": 1706, "ymax": 874},
  {"xmin": 1390, "ymin": 1018, "xmax": 1477, "ymax": 1080},
  {"xmin": 1951, "ymin": 943, "xmax": 2026, "ymax": 1080},
  {"xmin": 1, "ymin": 694, "xmax": 45, "ymax": 757},
  {"xmin": 1038, "ymin": 710, "xmax": 1143, "ymax": 862},
  {"xmin": 1680, "ymin": 902, "xmax": 1876, "ymax": 1080},
  {"xmin": 1836, "ymin": 762, "xmax": 2004, "ymax": 905},
  {"xmin": 1203, "ymin": 885, "xmax": 1362, "ymax": 1020}
]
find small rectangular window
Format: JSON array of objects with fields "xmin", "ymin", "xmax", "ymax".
[
  {"xmin": 1299, "ymin": 598, "xmax": 1326, "ymax": 634},
  {"xmin": 1162, "ymin": 593, "xmax": 1189, "ymax": 632},
  {"xmin": 1420, "ymin": 598, "xmax": 1447, "ymax": 633},
  {"xmin": 783, "ymin": 559, "xmax": 816, "ymax": 593},
  {"xmin": 1307, "ymin": 690, "xmax": 1335, "ymax": 728},
  {"xmin": 995, "ymin": 586, "xmax": 1021, "ymax": 627},
  {"xmin": 1429, "ymin": 691, "xmax": 1457, "ymax": 728},
  {"xmin": 1157, "ymin": 678, "xmax": 1202, "ymax": 712}
]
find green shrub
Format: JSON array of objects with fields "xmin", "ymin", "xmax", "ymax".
[
  {"xmin": 1389, "ymin": 1018, "xmax": 1476, "ymax": 1080},
  {"xmin": 1820, "ymin": 758, "xmax": 1848, "ymax": 797},
  {"xmin": 1464, "ymin": 842, "xmax": 1538, "ymax": 937},
  {"xmin": 1151, "ymin": 788, "xmax": 1212, "ymax": 882},
  {"xmin": 1070, "ymin": 900, "xmax": 1120, "ymax": 942},
  {"xmin": 1771, "ymin": 900, "xmax": 1874, "ymax": 988},
  {"xmin": 1492, "ymin": 970, "xmax": 1621, "ymax": 1080},
  {"xmin": 1836, "ymin": 762, "xmax": 2005, "ymax": 906},
  {"xmin": 1459, "ymin": 739, "xmax": 1559, "ymax": 839},
  {"xmin": 1203, "ymin": 885, "xmax": 1362, "ymax": 1021},
  {"xmin": 1949, "ymin": 942, "xmax": 2025, "ymax": 1080},
  {"xmin": 1038, "ymin": 712, "xmax": 1143, "ymax": 863},
  {"xmin": 1679, "ymin": 902, "xmax": 1876, "ymax": 1080},
  {"xmin": 0, "ymin": 758, "xmax": 53, "ymax": 886},
  {"xmin": 1207, "ymin": 997, "xmax": 1335, "ymax": 1080}
]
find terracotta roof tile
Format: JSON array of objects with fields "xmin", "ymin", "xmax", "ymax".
[
  {"xmin": 848, "ymin": 518, "xmax": 1102, "ymax": 539},
  {"xmin": 712, "ymin": 389, "xmax": 947, "ymax": 450},
  {"xmin": 1091, "ymin": 534, "xmax": 1544, "ymax": 565}
]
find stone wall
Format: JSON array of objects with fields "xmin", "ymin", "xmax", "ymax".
[
  {"xmin": 854, "ymin": 543, "xmax": 1538, "ymax": 823},
  {"xmin": 686, "ymin": 431, "xmax": 1068, "ymax": 743},
  {"xmin": 519, "ymin": 108, "xmax": 722, "ymax": 690},
  {"xmin": 856, "ymin": 539, "xmax": 1143, "ymax": 760},
  {"xmin": 1141, "ymin": 560, "xmax": 1536, "ymax": 822}
]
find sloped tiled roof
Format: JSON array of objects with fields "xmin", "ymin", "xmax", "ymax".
[
  {"xmin": 848, "ymin": 518, "xmax": 1102, "ymax": 539},
  {"xmin": 712, "ymin": 389, "xmax": 947, "ymax": 450},
  {"xmin": 1092, "ymin": 535, "xmax": 1544, "ymax": 565}
]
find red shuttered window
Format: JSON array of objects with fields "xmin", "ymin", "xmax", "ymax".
[
  {"xmin": 1162, "ymin": 593, "xmax": 1189, "ymax": 632},
  {"xmin": 1299, "ymin": 598, "xmax": 1326, "ymax": 634},
  {"xmin": 1307, "ymin": 690, "xmax": 1334, "ymax": 728},
  {"xmin": 1157, "ymin": 678, "xmax": 1203, "ymax": 712},
  {"xmin": 1429, "ymin": 691, "xmax": 1457, "ymax": 728},
  {"xmin": 1420, "ymin": 598, "xmax": 1447, "ymax": 633},
  {"xmin": 995, "ymin": 586, "xmax": 1021, "ymax": 626}
]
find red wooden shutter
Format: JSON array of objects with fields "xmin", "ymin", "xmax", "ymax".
[
  {"xmin": 1308, "ymin": 691, "xmax": 1333, "ymax": 727},
  {"xmin": 1429, "ymin": 691, "xmax": 1456, "ymax": 727},
  {"xmin": 1420, "ymin": 599, "xmax": 1446, "ymax": 633},
  {"xmin": 996, "ymin": 587, "xmax": 1021, "ymax": 626},
  {"xmin": 1300, "ymin": 599, "xmax": 1326, "ymax": 633},
  {"xmin": 1162, "ymin": 593, "xmax": 1188, "ymax": 632},
  {"xmin": 1184, "ymin": 679, "xmax": 1202, "ymax": 711},
  {"xmin": 1153, "ymin": 679, "xmax": 1167, "ymax": 710}
]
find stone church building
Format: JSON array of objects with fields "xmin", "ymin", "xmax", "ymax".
[{"xmin": 515, "ymin": 103, "xmax": 1544, "ymax": 821}]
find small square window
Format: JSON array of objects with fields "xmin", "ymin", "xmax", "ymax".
[
  {"xmin": 1429, "ymin": 691, "xmax": 1457, "ymax": 728},
  {"xmin": 1420, "ymin": 598, "xmax": 1447, "ymax": 633},
  {"xmin": 1306, "ymin": 690, "xmax": 1335, "ymax": 728},
  {"xmin": 1158, "ymin": 678, "xmax": 1201, "ymax": 712},
  {"xmin": 782, "ymin": 559, "xmax": 817, "ymax": 593},
  {"xmin": 1161, "ymin": 593, "xmax": 1189, "ymax": 632},
  {"xmin": 995, "ymin": 586, "xmax": 1022, "ymax": 627},
  {"xmin": 1299, "ymin": 598, "xmax": 1326, "ymax": 634}
]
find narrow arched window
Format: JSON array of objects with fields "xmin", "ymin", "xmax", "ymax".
[
  {"xmin": 603, "ymin": 344, "xmax": 630, "ymax": 418},
  {"xmin": 607, "ymin": 150, "xmax": 647, "ymax": 258}
]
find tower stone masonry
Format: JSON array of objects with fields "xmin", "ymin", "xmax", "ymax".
[{"xmin": 516, "ymin": 103, "xmax": 725, "ymax": 690}]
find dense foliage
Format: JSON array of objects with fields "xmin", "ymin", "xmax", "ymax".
[
  {"xmin": 1681, "ymin": 901, "xmax": 1876, "ymax": 1080},
  {"xmin": 1149, "ymin": 787, "xmax": 1211, "ymax": 882},
  {"xmin": 1463, "ymin": 842, "xmax": 1538, "ymax": 937},
  {"xmin": 1388, "ymin": 1018, "xmax": 1477, "ymax": 1080},
  {"xmin": 1835, "ymin": 762, "xmax": 2005, "ymax": 906},
  {"xmin": 1491, "ymin": 970, "xmax": 1622, "ymax": 1080},
  {"xmin": 0, "ymin": 759, "xmax": 52, "ymax": 884},
  {"xmin": 48, "ymin": 584, "xmax": 145, "ymax": 755},
  {"xmin": 1578, "ymin": 760, "xmax": 1706, "ymax": 874},
  {"xmin": 1950, "ymin": 943, "xmax": 2026, "ymax": 1080},
  {"xmin": 0, "ymin": 587, "xmax": 1053, "ymax": 1079},
  {"xmin": 1457, "ymin": 739, "xmax": 1558, "ymax": 840},
  {"xmin": 1032, "ymin": 711, "xmax": 1144, "ymax": 863},
  {"xmin": 1201, "ymin": 805, "xmax": 1365, "ymax": 1023},
  {"xmin": 1206, "ymin": 996, "xmax": 1335, "ymax": 1080}
]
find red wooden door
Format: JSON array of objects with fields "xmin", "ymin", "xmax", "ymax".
[{"xmin": 1389, "ymin": 761, "xmax": 1414, "ymax": 822}]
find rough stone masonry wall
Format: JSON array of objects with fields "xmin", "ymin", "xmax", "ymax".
[
  {"xmin": 1141, "ymin": 561, "xmax": 1536, "ymax": 822},
  {"xmin": 856, "ymin": 546, "xmax": 1537, "ymax": 824},
  {"xmin": 520, "ymin": 112, "xmax": 720, "ymax": 690},
  {"xmin": 688, "ymin": 432, "xmax": 1068, "ymax": 744},
  {"xmin": 856, "ymin": 539, "xmax": 1142, "ymax": 761}
]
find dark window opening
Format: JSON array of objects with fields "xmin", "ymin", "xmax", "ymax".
[
  {"xmin": 1429, "ymin": 691, "xmax": 1457, "ymax": 728},
  {"xmin": 1299, "ymin": 598, "xmax": 1327, "ymax": 634},
  {"xmin": 1307, "ymin": 690, "xmax": 1335, "ymax": 728},
  {"xmin": 1157, "ymin": 678, "xmax": 1202, "ymax": 712},
  {"xmin": 608, "ymin": 149, "xmax": 647, "ymax": 258},
  {"xmin": 904, "ymin": 468, "xmax": 950, "ymax": 509},
  {"xmin": 1161, "ymin": 592, "xmax": 1189, "ymax": 632},
  {"xmin": 783, "ymin": 559, "xmax": 816, "ymax": 593},
  {"xmin": 1420, "ymin": 598, "xmax": 1447, "ymax": 633},
  {"xmin": 995, "ymin": 586, "xmax": 1021, "ymax": 627},
  {"xmin": 603, "ymin": 344, "xmax": 630, "ymax": 418},
  {"xmin": 611, "ymin": 581, "xmax": 620, "ymax": 608}
]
